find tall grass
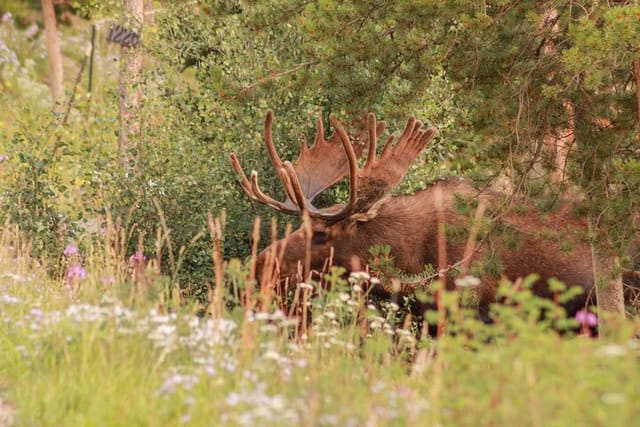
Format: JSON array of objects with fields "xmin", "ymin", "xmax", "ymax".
[{"xmin": 0, "ymin": 222, "xmax": 639, "ymax": 427}]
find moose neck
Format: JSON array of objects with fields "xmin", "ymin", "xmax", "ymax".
[{"xmin": 339, "ymin": 179, "xmax": 473, "ymax": 275}]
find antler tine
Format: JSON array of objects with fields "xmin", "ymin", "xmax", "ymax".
[
  {"xmin": 380, "ymin": 116, "xmax": 416, "ymax": 160},
  {"xmin": 361, "ymin": 113, "xmax": 390, "ymax": 170},
  {"xmin": 333, "ymin": 116, "xmax": 360, "ymax": 204},
  {"xmin": 229, "ymin": 152, "xmax": 299, "ymax": 214},
  {"xmin": 249, "ymin": 171, "xmax": 299, "ymax": 214},
  {"xmin": 313, "ymin": 112, "xmax": 325, "ymax": 146},
  {"xmin": 264, "ymin": 110, "xmax": 285, "ymax": 171},
  {"xmin": 277, "ymin": 166, "xmax": 299, "ymax": 207},
  {"xmin": 230, "ymin": 153, "xmax": 253, "ymax": 195},
  {"xmin": 330, "ymin": 116, "xmax": 359, "ymax": 208},
  {"xmin": 283, "ymin": 161, "xmax": 311, "ymax": 212},
  {"xmin": 365, "ymin": 113, "xmax": 378, "ymax": 167}
]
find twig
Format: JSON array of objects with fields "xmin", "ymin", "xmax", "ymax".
[{"xmin": 238, "ymin": 60, "xmax": 317, "ymax": 94}]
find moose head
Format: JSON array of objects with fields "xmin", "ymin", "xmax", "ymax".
[
  {"xmin": 231, "ymin": 110, "xmax": 436, "ymax": 285},
  {"xmin": 231, "ymin": 110, "xmax": 597, "ymax": 321}
]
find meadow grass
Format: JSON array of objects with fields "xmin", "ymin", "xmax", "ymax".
[{"xmin": 0, "ymin": 225, "xmax": 639, "ymax": 427}]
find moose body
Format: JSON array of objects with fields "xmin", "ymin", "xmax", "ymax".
[
  {"xmin": 257, "ymin": 179, "xmax": 594, "ymax": 320},
  {"xmin": 232, "ymin": 111, "xmax": 596, "ymax": 322}
]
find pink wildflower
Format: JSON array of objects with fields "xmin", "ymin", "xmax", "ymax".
[
  {"xmin": 63, "ymin": 244, "xmax": 79, "ymax": 256},
  {"xmin": 67, "ymin": 265, "xmax": 87, "ymax": 281},
  {"xmin": 129, "ymin": 251, "xmax": 146, "ymax": 265},
  {"xmin": 101, "ymin": 275, "xmax": 116, "ymax": 285},
  {"xmin": 575, "ymin": 309, "xmax": 597, "ymax": 327}
]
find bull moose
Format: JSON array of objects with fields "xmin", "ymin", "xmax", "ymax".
[{"xmin": 230, "ymin": 110, "xmax": 600, "ymax": 323}]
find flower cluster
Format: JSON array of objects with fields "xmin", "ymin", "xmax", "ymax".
[{"xmin": 63, "ymin": 244, "xmax": 86, "ymax": 289}]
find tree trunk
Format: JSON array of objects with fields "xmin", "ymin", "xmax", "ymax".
[
  {"xmin": 633, "ymin": 57, "xmax": 640, "ymax": 141},
  {"xmin": 540, "ymin": 9, "xmax": 574, "ymax": 186},
  {"xmin": 543, "ymin": 100, "xmax": 574, "ymax": 185},
  {"xmin": 143, "ymin": 0, "xmax": 155, "ymax": 25},
  {"xmin": 589, "ymin": 219, "xmax": 625, "ymax": 336},
  {"xmin": 118, "ymin": 0, "xmax": 144, "ymax": 173},
  {"xmin": 41, "ymin": 0, "xmax": 64, "ymax": 110}
]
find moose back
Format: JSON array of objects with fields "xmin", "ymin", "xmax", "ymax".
[{"xmin": 231, "ymin": 110, "xmax": 595, "ymax": 321}]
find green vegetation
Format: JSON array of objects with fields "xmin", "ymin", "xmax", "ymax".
[{"xmin": 1, "ymin": 227, "xmax": 640, "ymax": 426}]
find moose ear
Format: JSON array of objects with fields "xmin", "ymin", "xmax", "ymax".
[
  {"xmin": 349, "ymin": 212, "xmax": 377, "ymax": 223},
  {"xmin": 348, "ymin": 196, "xmax": 389, "ymax": 223}
]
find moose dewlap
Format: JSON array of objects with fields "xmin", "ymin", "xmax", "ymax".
[{"xmin": 231, "ymin": 110, "xmax": 595, "ymax": 322}]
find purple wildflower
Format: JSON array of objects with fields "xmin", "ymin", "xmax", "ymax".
[
  {"xmin": 101, "ymin": 275, "xmax": 116, "ymax": 285},
  {"xmin": 63, "ymin": 244, "xmax": 79, "ymax": 256},
  {"xmin": 0, "ymin": 155, "xmax": 8, "ymax": 162},
  {"xmin": 67, "ymin": 265, "xmax": 87, "ymax": 281},
  {"xmin": 575, "ymin": 309, "xmax": 597, "ymax": 327},
  {"xmin": 129, "ymin": 251, "xmax": 146, "ymax": 265}
]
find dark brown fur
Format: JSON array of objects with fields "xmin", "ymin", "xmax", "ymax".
[{"xmin": 257, "ymin": 179, "xmax": 596, "ymax": 320}]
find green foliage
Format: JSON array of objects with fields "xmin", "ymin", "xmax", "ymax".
[
  {"xmin": 0, "ymin": 104, "xmax": 118, "ymax": 270},
  {"xmin": 0, "ymin": 1, "xmax": 42, "ymax": 26}
]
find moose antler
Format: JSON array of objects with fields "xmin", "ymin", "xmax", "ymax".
[
  {"xmin": 354, "ymin": 113, "xmax": 437, "ymax": 213},
  {"xmin": 305, "ymin": 113, "xmax": 436, "ymax": 220},
  {"xmin": 231, "ymin": 110, "xmax": 436, "ymax": 223},
  {"xmin": 230, "ymin": 110, "xmax": 375, "ymax": 215}
]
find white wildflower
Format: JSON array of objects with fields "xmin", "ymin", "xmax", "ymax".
[
  {"xmin": 601, "ymin": 393, "xmax": 626, "ymax": 405},
  {"xmin": 254, "ymin": 312, "xmax": 271, "ymax": 321},
  {"xmin": 386, "ymin": 302, "xmax": 400, "ymax": 312},
  {"xmin": 596, "ymin": 344, "xmax": 627, "ymax": 358},
  {"xmin": 1, "ymin": 294, "xmax": 21, "ymax": 304},
  {"xmin": 298, "ymin": 282, "xmax": 314, "ymax": 290},
  {"xmin": 348, "ymin": 271, "xmax": 370, "ymax": 282},
  {"xmin": 455, "ymin": 275, "xmax": 481, "ymax": 288},
  {"xmin": 339, "ymin": 292, "xmax": 350, "ymax": 302}
]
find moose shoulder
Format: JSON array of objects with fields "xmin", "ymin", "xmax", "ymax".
[{"xmin": 230, "ymin": 110, "xmax": 595, "ymax": 321}]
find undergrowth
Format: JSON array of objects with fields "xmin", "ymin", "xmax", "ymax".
[{"xmin": 0, "ymin": 223, "xmax": 639, "ymax": 427}]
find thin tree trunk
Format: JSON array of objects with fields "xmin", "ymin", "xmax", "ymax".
[
  {"xmin": 41, "ymin": 0, "xmax": 64, "ymax": 110},
  {"xmin": 543, "ymin": 100, "xmax": 574, "ymax": 185},
  {"xmin": 118, "ymin": 0, "xmax": 144, "ymax": 173},
  {"xmin": 633, "ymin": 57, "xmax": 640, "ymax": 142},
  {"xmin": 540, "ymin": 8, "xmax": 574, "ymax": 186},
  {"xmin": 143, "ymin": 0, "xmax": 155, "ymax": 25},
  {"xmin": 589, "ymin": 219, "xmax": 625, "ymax": 336}
]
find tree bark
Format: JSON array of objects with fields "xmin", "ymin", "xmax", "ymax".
[
  {"xmin": 539, "ymin": 9, "xmax": 574, "ymax": 186},
  {"xmin": 41, "ymin": 0, "xmax": 64, "ymax": 110},
  {"xmin": 118, "ymin": 0, "xmax": 144, "ymax": 173},
  {"xmin": 633, "ymin": 58, "xmax": 640, "ymax": 141},
  {"xmin": 589, "ymin": 219, "xmax": 625, "ymax": 336},
  {"xmin": 543, "ymin": 100, "xmax": 574, "ymax": 185},
  {"xmin": 143, "ymin": 0, "xmax": 155, "ymax": 25}
]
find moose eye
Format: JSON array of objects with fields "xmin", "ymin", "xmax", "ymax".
[{"xmin": 312, "ymin": 231, "xmax": 330, "ymax": 244}]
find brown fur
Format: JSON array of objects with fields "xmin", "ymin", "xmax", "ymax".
[{"xmin": 257, "ymin": 178, "xmax": 596, "ymax": 320}]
